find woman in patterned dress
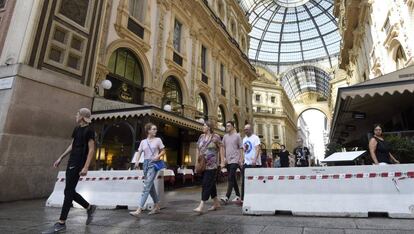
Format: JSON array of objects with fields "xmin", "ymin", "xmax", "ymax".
[{"xmin": 193, "ymin": 120, "xmax": 223, "ymax": 213}]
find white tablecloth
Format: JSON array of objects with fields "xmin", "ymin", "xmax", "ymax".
[
  {"xmin": 177, "ymin": 168, "xmax": 194, "ymax": 175},
  {"xmin": 163, "ymin": 169, "xmax": 175, "ymax": 176}
]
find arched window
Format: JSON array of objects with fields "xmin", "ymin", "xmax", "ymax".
[
  {"xmin": 395, "ymin": 45, "xmax": 407, "ymax": 70},
  {"xmin": 233, "ymin": 114, "xmax": 239, "ymax": 132},
  {"xmin": 106, "ymin": 48, "xmax": 144, "ymax": 104},
  {"xmin": 217, "ymin": 105, "xmax": 226, "ymax": 129},
  {"xmin": 129, "ymin": 0, "xmax": 146, "ymax": 23},
  {"xmin": 196, "ymin": 94, "xmax": 208, "ymax": 120},
  {"xmin": 162, "ymin": 76, "xmax": 183, "ymax": 114}
]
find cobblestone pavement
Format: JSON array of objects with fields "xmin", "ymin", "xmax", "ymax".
[{"xmin": 1, "ymin": 184, "xmax": 414, "ymax": 234}]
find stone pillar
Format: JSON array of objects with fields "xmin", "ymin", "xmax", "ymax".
[
  {"xmin": 95, "ymin": 63, "xmax": 110, "ymax": 96},
  {"xmin": 153, "ymin": 0, "xmax": 169, "ymax": 82}
]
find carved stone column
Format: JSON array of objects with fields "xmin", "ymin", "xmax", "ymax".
[
  {"xmin": 183, "ymin": 104, "xmax": 197, "ymax": 119},
  {"xmin": 189, "ymin": 27, "xmax": 199, "ymax": 105},
  {"xmin": 153, "ymin": 1, "xmax": 169, "ymax": 82},
  {"xmin": 143, "ymin": 88, "xmax": 164, "ymax": 106},
  {"xmin": 95, "ymin": 63, "xmax": 110, "ymax": 96}
]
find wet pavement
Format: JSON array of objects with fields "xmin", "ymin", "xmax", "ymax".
[{"xmin": 1, "ymin": 184, "xmax": 414, "ymax": 233}]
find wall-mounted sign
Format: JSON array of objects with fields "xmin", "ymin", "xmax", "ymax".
[{"xmin": 0, "ymin": 77, "xmax": 14, "ymax": 90}]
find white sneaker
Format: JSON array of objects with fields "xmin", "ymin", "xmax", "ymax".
[
  {"xmin": 232, "ymin": 196, "xmax": 241, "ymax": 202},
  {"xmin": 220, "ymin": 196, "xmax": 229, "ymax": 204}
]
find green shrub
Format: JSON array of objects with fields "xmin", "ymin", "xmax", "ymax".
[
  {"xmin": 325, "ymin": 142, "xmax": 342, "ymax": 158},
  {"xmin": 385, "ymin": 135, "xmax": 414, "ymax": 163}
]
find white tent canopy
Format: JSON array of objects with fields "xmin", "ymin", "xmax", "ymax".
[{"xmin": 321, "ymin": 151, "xmax": 366, "ymax": 163}]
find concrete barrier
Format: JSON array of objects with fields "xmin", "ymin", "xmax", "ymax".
[
  {"xmin": 46, "ymin": 170, "xmax": 165, "ymax": 210},
  {"xmin": 242, "ymin": 164, "xmax": 414, "ymax": 218}
]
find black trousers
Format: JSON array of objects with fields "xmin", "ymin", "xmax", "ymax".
[
  {"xmin": 280, "ymin": 160, "xmax": 289, "ymax": 167},
  {"xmin": 241, "ymin": 164, "xmax": 254, "ymax": 201},
  {"xmin": 201, "ymin": 169, "xmax": 217, "ymax": 201},
  {"xmin": 225, "ymin": 163, "xmax": 240, "ymax": 198},
  {"xmin": 59, "ymin": 167, "xmax": 90, "ymax": 221}
]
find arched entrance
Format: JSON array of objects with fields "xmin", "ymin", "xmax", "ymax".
[
  {"xmin": 105, "ymin": 48, "xmax": 144, "ymax": 104},
  {"xmin": 296, "ymin": 109, "xmax": 328, "ymax": 166},
  {"xmin": 98, "ymin": 121, "xmax": 135, "ymax": 170}
]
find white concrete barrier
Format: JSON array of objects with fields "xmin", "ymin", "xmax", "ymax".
[
  {"xmin": 46, "ymin": 170, "xmax": 165, "ymax": 210},
  {"xmin": 242, "ymin": 164, "xmax": 414, "ymax": 218}
]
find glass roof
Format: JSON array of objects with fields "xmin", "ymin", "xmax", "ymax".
[
  {"xmin": 280, "ymin": 65, "xmax": 331, "ymax": 100},
  {"xmin": 239, "ymin": 0, "xmax": 340, "ymax": 72}
]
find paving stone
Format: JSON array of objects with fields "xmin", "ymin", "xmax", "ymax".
[
  {"xmin": 261, "ymin": 225, "xmax": 303, "ymax": 234},
  {"xmin": 0, "ymin": 183, "xmax": 414, "ymax": 233},
  {"xmin": 304, "ymin": 227, "xmax": 345, "ymax": 234}
]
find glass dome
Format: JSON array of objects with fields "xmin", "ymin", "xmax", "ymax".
[
  {"xmin": 239, "ymin": 0, "xmax": 341, "ymax": 72},
  {"xmin": 280, "ymin": 65, "xmax": 331, "ymax": 101}
]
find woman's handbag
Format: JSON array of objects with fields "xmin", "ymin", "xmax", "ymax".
[
  {"xmin": 195, "ymin": 135, "xmax": 213, "ymax": 173},
  {"xmin": 195, "ymin": 155, "xmax": 206, "ymax": 173},
  {"xmin": 153, "ymin": 160, "xmax": 166, "ymax": 171}
]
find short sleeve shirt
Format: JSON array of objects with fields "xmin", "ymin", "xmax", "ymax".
[
  {"xmin": 138, "ymin": 138, "xmax": 165, "ymax": 160},
  {"xmin": 242, "ymin": 134, "xmax": 261, "ymax": 165},
  {"xmin": 222, "ymin": 133, "xmax": 242, "ymax": 164},
  {"xmin": 69, "ymin": 126, "xmax": 95, "ymax": 168},
  {"xmin": 197, "ymin": 134, "xmax": 222, "ymax": 170},
  {"xmin": 294, "ymin": 147, "xmax": 310, "ymax": 167}
]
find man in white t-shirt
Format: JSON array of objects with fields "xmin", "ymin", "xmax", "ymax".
[{"xmin": 241, "ymin": 123, "xmax": 261, "ymax": 201}]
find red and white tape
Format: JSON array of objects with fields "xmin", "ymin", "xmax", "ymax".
[
  {"xmin": 57, "ymin": 175, "xmax": 163, "ymax": 182},
  {"xmin": 246, "ymin": 171, "xmax": 414, "ymax": 181}
]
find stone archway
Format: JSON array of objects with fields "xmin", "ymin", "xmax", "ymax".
[{"xmin": 294, "ymin": 102, "xmax": 332, "ymax": 126}]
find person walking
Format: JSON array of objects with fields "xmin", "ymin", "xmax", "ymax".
[
  {"xmin": 260, "ymin": 145, "xmax": 268, "ymax": 168},
  {"xmin": 293, "ymin": 138, "xmax": 310, "ymax": 167},
  {"xmin": 369, "ymin": 124, "xmax": 400, "ymax": 165},
  {"xmin": 193, "ymin": 120, "xmax": 223, "ymax": 213},
  {"xmin": 278, "ymin": 145, "xmax": 290, "ymax": 168},
  {"xmin": 129, "ymin": 123, "xmax": 165, "ymax": 217},
  {"xmin": 241, "ymin": 123, "xmax": 261, "ymax": 202},
  {"xmin": 49, "ymin": 108, "xmax": 97, "ymax": 232},
  {"xmin": 220, "ymin": 121, "xmax": 243, "ymax": 204}
]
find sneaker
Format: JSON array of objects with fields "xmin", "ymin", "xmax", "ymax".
[
  {"xmin": 86, "ymin": 205, "xmax": 97, "ymax": 225},
  {"xmin": 53, "ymin": 222, "xmax": 66, "ymax": 232},
  {"xmin": 220, "ymin": 196, "xmax": 229, "ymax": 204},
  {"xmin": 232, "ymin": 196, "xmax": 241, "ymax": 202},
  {"xmin": 129, "ymin": 209, "xmax": 142, "ymax": 218},
  {"xmin": 148, "ymin": 207, "xmax": 160, "ymax": 215}
]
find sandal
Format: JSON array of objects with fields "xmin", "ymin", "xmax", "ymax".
[
  {"xmin": 193, "ymin": 207, "xmax": 204, "ymax": 214},
  {"xmin": 208, "ymin": 205, "xmax": 221, "ymax": 211}
]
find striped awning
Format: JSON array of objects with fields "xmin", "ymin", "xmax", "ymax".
[
  {"xmin": 330, "ymin": 66, "xmax": 414, "ymax": 145},
  {"xmin": 338, "ymin": 65, "xmax": 414, "ymax": 99},
  {"xmin": 92, "ymin": 106, "xmax": 204, "ymax": 132}
]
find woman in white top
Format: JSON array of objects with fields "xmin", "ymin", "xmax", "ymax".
[{"xmin": 129, "ymin": 123, "xmax": 165, "ymax": 217}]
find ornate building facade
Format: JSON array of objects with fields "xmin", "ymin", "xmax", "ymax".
[
  {"xmin": 333, "ymin": 0, "xmax": 414, "ymax": 89},
  {"xmin": 0, "ymin": 0, "xmax": 256, "ymax": 201},
  {"xmin": 252, "ymin": 66, "xmax": 297, "ymax": 153},
  {"xmin": 330, "ymin": 0, "xmax": 414, "ymax": 146}
]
